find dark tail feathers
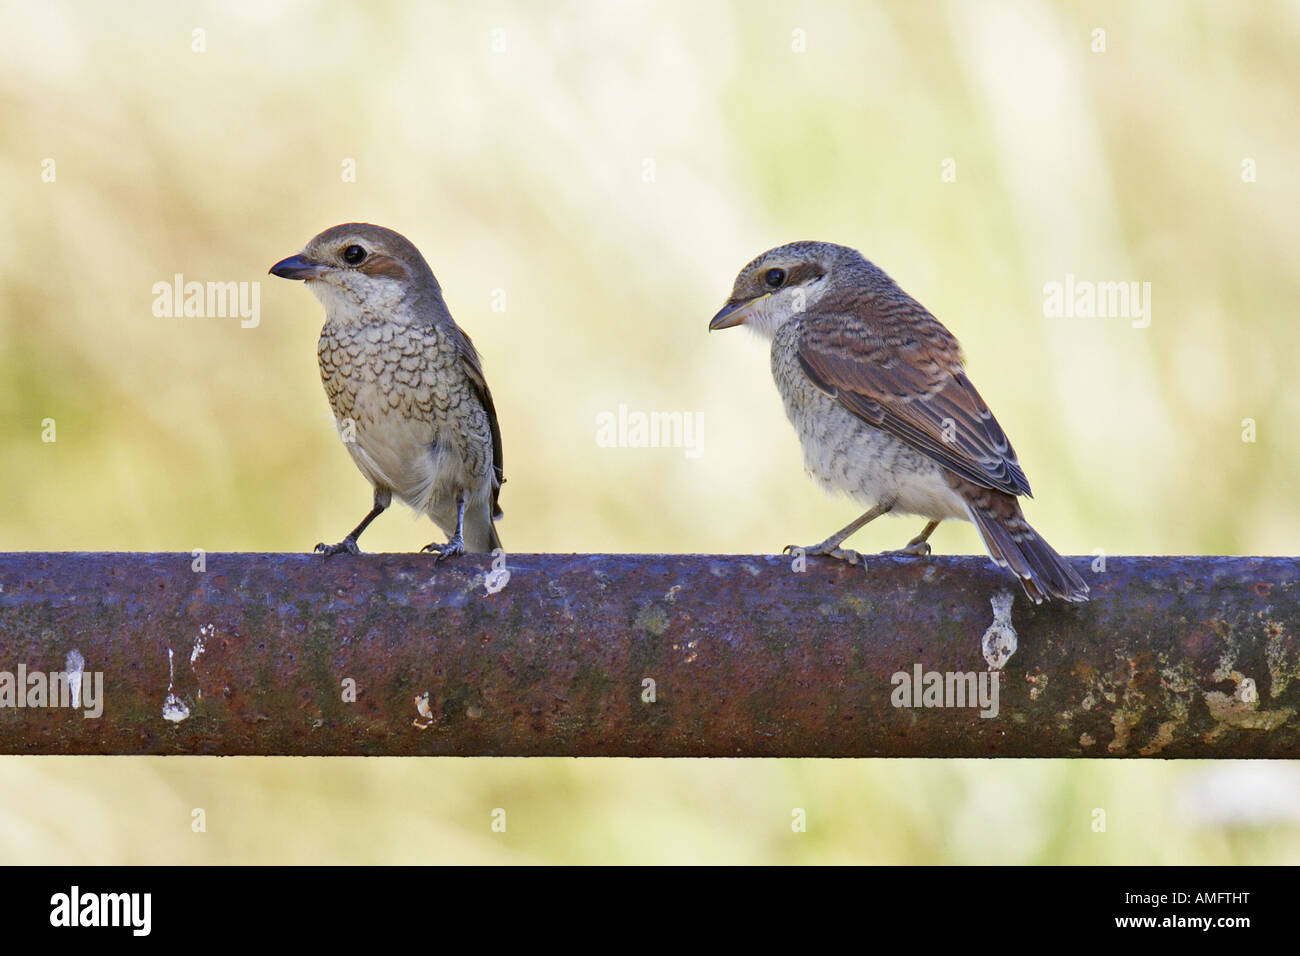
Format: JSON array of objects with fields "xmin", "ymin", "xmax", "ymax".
[{"xmin": 968, "ymin": 498, "xmax": 1089, "ymax": 604}]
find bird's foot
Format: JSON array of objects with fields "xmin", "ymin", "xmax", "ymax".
[
  {"xmin": 885, "ymin": 540, "xmax": 932, "ymax": 557},
  {"xmin": 422, "ymin": 535, "xmax": 465, "ymax": 563},
  {"xmin": 315, "ymin": 537, "xmax": 361, "ymax": 558},
  {"xmin": 782, "ymin": 543, "xmax": 865, "ymax": 566}
]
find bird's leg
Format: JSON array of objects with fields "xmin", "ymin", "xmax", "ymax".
[
  {"xmin": 886, "ymin": 520, "xmax": 940, "ymax": 557},
  {"xmin": 783, "ymin": 502, "xmax": 893, "ymax": 566},
  {"xmin": 422, "ymin": 493, "xmax": 466, "ymax": 562},
  {"xmin": 316, "ymin": 488, "xmax": 390, "ymax": 557}
]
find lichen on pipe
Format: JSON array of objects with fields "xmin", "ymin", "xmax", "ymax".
[{"xmin": 0, "ymin": 553, "xmax": 1296, "ymax": 757}]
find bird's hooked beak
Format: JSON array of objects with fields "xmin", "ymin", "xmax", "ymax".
[
  {"xmin": 709, "ymin": 293, "xmax": 769, "ymax": 331},
  {"xmin": 269, "ymin": 254, "xmax": 330, "ymax": 281}
]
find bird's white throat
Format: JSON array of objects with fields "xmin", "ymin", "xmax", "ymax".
[{"xmin": 309, "ymin": 273, "xmax": 410, "ymax": 325}]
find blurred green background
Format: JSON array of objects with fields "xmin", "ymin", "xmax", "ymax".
[{"xmin": 2, "ymin": 0, "xmax": 1298, "ymax": 864}]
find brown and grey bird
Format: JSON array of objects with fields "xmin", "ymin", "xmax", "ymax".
[
  {"xmin": 269, "ymin": 223, "xmax": 503, "ymax": 558},
  {"xmin": 710, "ymin": 240, "xmax": 1088, "ymax": 603}
]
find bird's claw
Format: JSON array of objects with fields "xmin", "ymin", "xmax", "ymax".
[
  {"xmin": 315, "ymin": 537, "xmax": 361, "ymax": 558},
  {"xmin": 783, "ymin": 543, "xmax": 865, "ymax": 566},
  {"xmin": 825, "ymin": 547, "xmax": 865, "ymax": 566},
  {"xmin": 422, "ymin": 535, "xmax": 465, "ymax": 563},
  {"xmin": 887, "ymin": 541, "xmax": 932, "ymax": 557}
]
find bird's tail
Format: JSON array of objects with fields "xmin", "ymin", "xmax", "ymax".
[
  {"xmin": 462, "ymin": 500, "xmax": 502, "ymax": 554},
  {"xmin": 965, "ymin": 490, "xmax": 1089, "ymax": 604}
]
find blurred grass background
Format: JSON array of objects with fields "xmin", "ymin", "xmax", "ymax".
[{"xmin": 1, "ymin": 0, "xmax": 1297, "ymax": 864}]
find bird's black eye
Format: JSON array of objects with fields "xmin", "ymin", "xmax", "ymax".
[
  {"xmin": 764, "ymin": 268, "xmax": 787, "ymax": 289},
  {"xmin": 342, "ymin": 245, "xmax": 366, "ymax": 265}
]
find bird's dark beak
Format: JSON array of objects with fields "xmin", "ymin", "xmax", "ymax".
[
  {"xmin": 269, "ymin": 254, "xmax": 329, "ymax": 281},
  {"xmin": 709, "ymin": 294, "xmax": 768, "ymax": 331}
]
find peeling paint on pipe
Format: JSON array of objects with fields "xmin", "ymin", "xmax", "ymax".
[{"xmin": 0, "ymin": 552, "xmax": 1296, "ymax": 757}]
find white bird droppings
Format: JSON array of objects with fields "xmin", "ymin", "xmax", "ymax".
[
  {"xmin": 162, "ymin": 696, "xmax": 190, "ymax": 723},
  {"xmin": 981, "ymin": 590, "xmax": 1018, "ymax": 670},
  {"xmin": 484, "ymin": 568, "xmax": 510, "ymax": 595},
  {"xmin": 190, "ymin": 624, "xmax": 213, "ymax": 700},
  {"xmin": 413, "ymin": 692, "xmax": 434, "ymax": 730},
  {"xmin": 162, "ymin": 647, "xmax": 190, "ymax": 723},
  {"xmin": 65, "ymin": 650, "xmax": 84, "ymax": 707},
  {"xmin": 191, "ymin": 624, "xmax": 212, "ymax": 665}
]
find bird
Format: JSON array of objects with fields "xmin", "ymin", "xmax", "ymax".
[
  {"xmin": 269, "ymin": 223, "xmax": 503, "ymax": 559},
  {"xmin": 709, "ymin": 240, "xmax": 1088, "ymax": 604}
]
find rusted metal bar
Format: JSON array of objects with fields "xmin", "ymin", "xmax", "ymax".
[{"xmin": 0, "ymin": 552, "xmax": 1296, "ymax": 757}]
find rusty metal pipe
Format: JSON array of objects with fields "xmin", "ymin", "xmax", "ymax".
[{"xmin": 0, "ymin": 552, "xmax": 1296, "ymax": 757}]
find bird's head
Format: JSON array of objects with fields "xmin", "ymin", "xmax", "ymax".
[
  {"xmin": 709, "ymin": 240, "xmax": 864, "ymax": 339},
  {"xmin": 269, "ymin": 223, "xmax": 443, "ymax": 321}
]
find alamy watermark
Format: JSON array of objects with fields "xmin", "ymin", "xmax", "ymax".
[
  {"xmin": 152, "ymin": 274, "xmax": 260, "ymax": 328},
  {"xmin": 1043, "ymin": 274, "xmax": 1151, "ymax": 328},
  {"xmin": 891, "ymin": 663, "xmax": 999, "ymax": 718},
  {"xmin": 50, "ymin": 886, "xmax": 150, "ymax": 936},
  {"xmin": 0, "ymin": 657, "xmax": 103, "ymax": 718},
  {"xmin": 596, "ymin": 404, "xmax": 703, "ymax": 459}
]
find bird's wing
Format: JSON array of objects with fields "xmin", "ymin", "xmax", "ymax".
[
  {"xmin": 448, "ymin": 326, "xmax": 506, "ymax": 519},
  {"xmin": 795, "ymin": 309, "xmax": 1032, "ymax": 497}
]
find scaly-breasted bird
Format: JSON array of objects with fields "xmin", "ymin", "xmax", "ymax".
[
  {"xmin": 710, "ymin": 241, "xmax": 1088, "ymax": 603},
  {"xmin": 270, "ymin": 223, "xmax": 503, "ymax": 558}
]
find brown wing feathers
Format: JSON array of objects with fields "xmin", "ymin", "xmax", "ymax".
[
  {"xmin": 796, "ymin": 310, "xmax": 1031, "ymax": 497},
  {"xmin": 448, "ymin": 325, "xmax": 505, "ymax": 520}
]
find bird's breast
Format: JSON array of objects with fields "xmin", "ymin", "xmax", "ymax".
[
  {"xmin": 316, "ymin": 321, "xmax": 493, "ymax": 511},
  {"xmin": 318, "ymin": 322, "xmax": 452, "ymax": 421},
  {"xmin": 770, "ymin": 337, "xmax": 968, "ymax": 520}
]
